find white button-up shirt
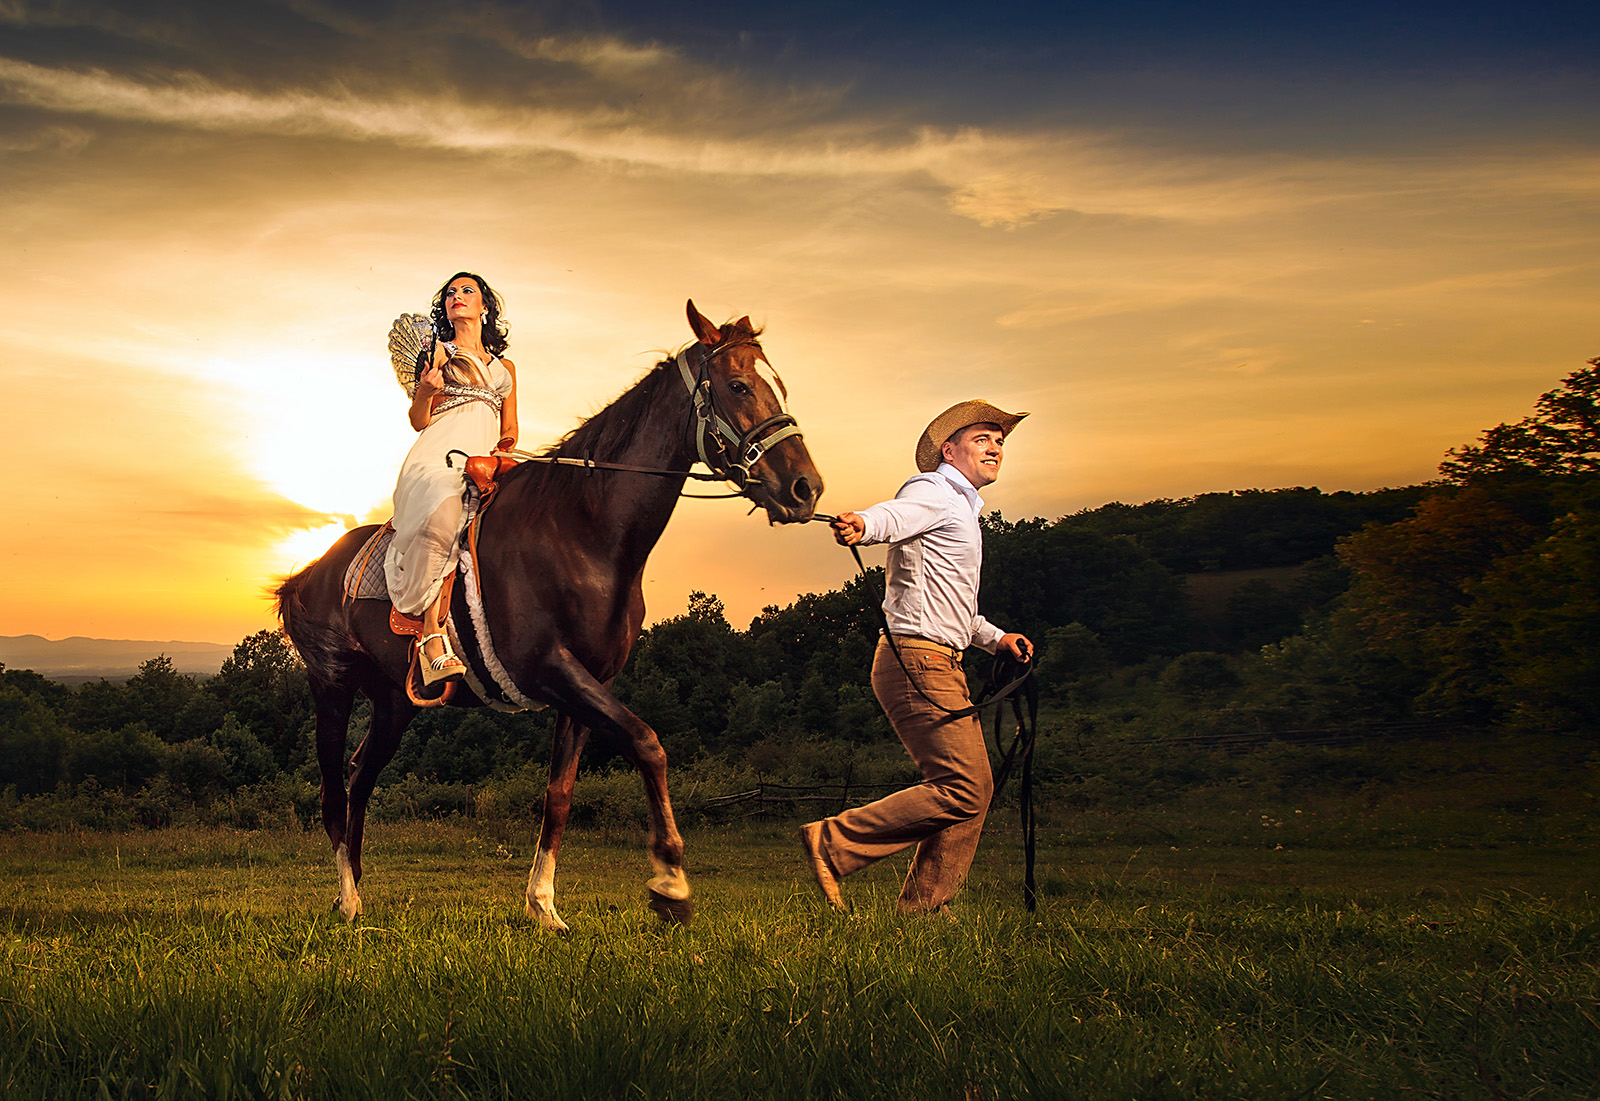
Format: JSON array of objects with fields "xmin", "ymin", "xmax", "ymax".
[{"xmin": 857, "ymin": 462, "xmax": 1006, "ymax": 653}]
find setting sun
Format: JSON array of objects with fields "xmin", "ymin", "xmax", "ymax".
[{"xmin": 272, "ymin": 522, "xmax": 360, "ymax": 576}]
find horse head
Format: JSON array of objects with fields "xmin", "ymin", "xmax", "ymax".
[{"xmin": 685, "ymin": 299, "xmax": 823, "ymax": 524}]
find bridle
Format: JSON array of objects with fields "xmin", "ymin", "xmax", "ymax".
[
  {"xmin": 490, "ymin": 335, "xmax": 805, "ymax": 500},
  {"xmin": 675, "ymin": 337, "xmax": 803, "ymax": 490}
]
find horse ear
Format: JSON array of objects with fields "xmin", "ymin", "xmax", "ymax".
[
  {"xmin": 733, "ymin": 315, "xmax": 753, "ymax": 333},
  {"xmin": 686, "ymin": 299, "xmax": 723, "ymax": 347}
]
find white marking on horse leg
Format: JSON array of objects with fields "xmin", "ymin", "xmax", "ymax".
[
  {"xmin": 647, "ymin": 856, "xmax": 692, "ymax": 902},
  {"xmin": 525, "ymin": 848, "xmax": 568, "ymax": 934},
  {"xmin": 334, "ymin": 843, "xmax": 362, "ymax": 922}
]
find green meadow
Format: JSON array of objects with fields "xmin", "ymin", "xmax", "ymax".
[{"xmin": 2, "ymin": 818, "xmax": 1596, "ymax": 1100}]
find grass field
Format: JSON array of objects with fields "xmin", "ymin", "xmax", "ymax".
[{"xmin": 1, "ymin": 820, "xmax": 1597, "ymax": 1099}]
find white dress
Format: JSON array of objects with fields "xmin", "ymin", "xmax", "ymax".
[{"xmin": 384, "ymin": 349, "xmax": 513, "ymax": 616}]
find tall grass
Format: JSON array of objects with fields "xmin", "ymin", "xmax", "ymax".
[{"xmin": 1, "ymin": 824, "xmax": 1597, "ymax": 1099}]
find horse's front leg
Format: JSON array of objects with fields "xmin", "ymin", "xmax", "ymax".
[
  {"xmin": 526, "ymin": 716, "xmax": 590, "ymax": 933},
  {"xmin": 543, "ymin": 650, "xmax": 693, "ymax": 924},
  {"xmin": 311, "ymin": 678, "xmax": 358, "ymax": 914},
  {"xmin": 336, "ymin": 683, "xmax": 415, "ymax": 922}
]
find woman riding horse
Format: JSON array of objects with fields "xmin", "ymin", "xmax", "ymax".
[
  {"xmin": 278, "ymin": 301, "xmax": 823, "ymax": 929},
  {"xmin": 387, "ymin": 272, "xmax": 518, "ymax": 685}
]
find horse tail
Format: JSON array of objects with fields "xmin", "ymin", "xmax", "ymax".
[{"xmin": 276, "ymin": 563, "xmax": 356, "ymax": 685}]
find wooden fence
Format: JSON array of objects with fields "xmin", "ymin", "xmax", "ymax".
[{"xmin": 692, "ymin": 721, "xmax": 1472, "ymax": 820}]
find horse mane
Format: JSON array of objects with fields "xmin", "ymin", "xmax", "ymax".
[
  {"xmin": 541, "ymin": 356, "xmax": 679, "ymax": 463},
  {"xmin": 543, "ymin": 315, "xmax": 763, "ymax": 463},
  {"xmin": 502, "ymin": 355, "xmax": 682, "ymax": 517},
  {"xmin": 505, "ymin": 320, "xmax": 764, "ymax": 515}
]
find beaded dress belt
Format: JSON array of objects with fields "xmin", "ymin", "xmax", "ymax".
[{"xmin": 881, "ymin": 630, "xmax": 963, "ymax": 661}]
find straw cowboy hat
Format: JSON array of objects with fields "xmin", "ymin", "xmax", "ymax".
[{"xmin": 915, "ymin": 399, "xmax": 1029, "ymax": 473}]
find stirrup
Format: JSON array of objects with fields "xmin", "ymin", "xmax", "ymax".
[{"xmin": 419, "ymin": 631, "xmax": 464, "ymax": 685}]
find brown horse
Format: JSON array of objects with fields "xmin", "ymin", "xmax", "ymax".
[{"xmin": 276, "ymin": 301, "xmax": 823, "ymax": 929}]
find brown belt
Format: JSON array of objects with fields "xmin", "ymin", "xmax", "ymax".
[{"xmin": 881, "ymin": 631, "xmax": 963, "ymax": 661}]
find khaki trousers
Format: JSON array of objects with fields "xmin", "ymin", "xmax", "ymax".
[{"xmin": 816, "ymin": 638, "xmax": 994, "ymax": 911}]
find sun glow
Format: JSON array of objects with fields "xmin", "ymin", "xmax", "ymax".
[
  {"xmin": 214, "ymin": 348, "xmax": 414, "ymax": 519},
  {"xmin": 273, "ymin": 522, "xmax": 357, "ymax": 574}
]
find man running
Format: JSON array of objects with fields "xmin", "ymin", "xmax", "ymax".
[{"xmin": 802, "ymin": 399, "xmax": 1032, "ymax": 914}]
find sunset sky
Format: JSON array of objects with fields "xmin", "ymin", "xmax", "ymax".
[{"xmin": 2, "ymin": 0, "xmax": 1597, "ymax": 644}]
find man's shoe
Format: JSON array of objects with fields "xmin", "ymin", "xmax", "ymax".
[{"xmin": 799, "ymin": 822, "xmax": 846, "ymax": 911}]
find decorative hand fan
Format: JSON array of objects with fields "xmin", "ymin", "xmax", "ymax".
[{"xmin": 387, "ymin": 313, "xmax": 435, "ymax": 398}]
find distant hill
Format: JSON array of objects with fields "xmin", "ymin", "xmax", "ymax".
[{"xmin": 0, "ymin": 634, "xmax": 234, "ymax": 683}]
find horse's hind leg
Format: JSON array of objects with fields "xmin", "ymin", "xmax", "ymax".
[
  {"xmin": 311, "ymin": 677, "xmax": 357, "ymax": 913},
  {"xmin": 525, "ymin": 716, "xmax": 590, "ymax": 933},
  {"xmin": 543, "ymin": 651, "xmax": 692, "ymax": 924},
  {"xmin": 335, "ymin": 683, "xmax": 415, "ymax": 922}
]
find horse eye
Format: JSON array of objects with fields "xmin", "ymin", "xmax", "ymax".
[{"xmin": 729, "ymin": 380, "xmax": 752, "ymax": 396}]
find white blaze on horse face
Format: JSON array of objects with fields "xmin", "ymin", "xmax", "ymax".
[{"xmin": 750, "ymin": 360, "xmax": 789, "ymax": 413}]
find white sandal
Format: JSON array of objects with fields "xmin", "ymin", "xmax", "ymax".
[{"xmin": 419, "ymin": 631, "xmax": 465, "ymax": 685}]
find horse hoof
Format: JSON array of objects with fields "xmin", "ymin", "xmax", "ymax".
[
  {"xmin": 647, "ymin": 888, "xmax": 694, "ymax": 925},
  {"xmin": 525, "ymin": 901, "xmax": 571, "ymax": 936}
]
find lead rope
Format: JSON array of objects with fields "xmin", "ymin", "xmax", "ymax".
[
  {"xmin": 982, "ymin": 650, "xmax": 1040, "ymax": 910},
  {"xmin": 814, "ymin": 513, "xmax": 1041, "ymax": 911}
]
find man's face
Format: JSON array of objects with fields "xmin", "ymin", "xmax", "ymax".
[{"xmin": 942, "ymin": 422, "xmax": 1006, "ymax": 487}]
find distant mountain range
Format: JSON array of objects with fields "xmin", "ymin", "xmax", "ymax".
[{"xmin": 0, "ymin": 634, "xmax": 234, "ymax": 683}]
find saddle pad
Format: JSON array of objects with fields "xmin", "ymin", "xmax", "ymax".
[{"xmin": 343, "ymin": 524, "xmax": 395, "ymax": 602}]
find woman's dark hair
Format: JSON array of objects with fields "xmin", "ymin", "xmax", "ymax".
[{"xmin": 430, "ymin": 271, "xmax": 509, "ymax": 357}]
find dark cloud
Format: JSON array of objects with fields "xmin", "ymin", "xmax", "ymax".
[{"xmin": 4, "ymin": 0, "xmax": 1597, "ymax": 155}]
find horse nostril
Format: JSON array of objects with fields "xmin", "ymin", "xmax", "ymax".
[{"xmin": 790, "ymin": 476, "xmax": 816, "ymax": 505}]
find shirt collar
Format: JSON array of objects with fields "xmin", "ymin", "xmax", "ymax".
[{"xmin": 935, "ymin": 462, "xmax": 985, "ymax": 515}]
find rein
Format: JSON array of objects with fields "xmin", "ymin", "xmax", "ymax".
[
  {"xmin": 814, "ymin": 512, "xmax": 1042, "ymax": 911},
  {"xmin": 487, "ymin": 336, "xmax": 801, "ymax": 502}
]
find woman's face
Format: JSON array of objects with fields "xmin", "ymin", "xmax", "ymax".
[{"xmin": 444, "ymin": 278, "xmax": 487, "ymax": 325}]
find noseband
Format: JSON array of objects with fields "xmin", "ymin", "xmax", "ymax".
[{"xmin": 675, "ymin": 339, "xmax": 804, "ymax": 490}]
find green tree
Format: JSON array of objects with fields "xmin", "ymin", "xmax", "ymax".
[
  {"xmin": 979, "ymin": 514, "xmax": 1192, "ymax": 663},
  {"xmin": 206, "ymin": 629, "xmax": 312, "ymax": 770},
  {"xmin": 1055, "ymin": 486, "xmax": 1427, "ymax": 573},
  {"xmin": 1464, "ymin": 506, "xmax": 1600, "ymax": 727},
  {"xmin": 1241, "ymin": 611, "xmax": 1424, "ymax": 725},
  {"xmin": 1224, "ymin": 579, "xmax": 1305, "ymax": 651},
  {"xmin": 614, "ymin": 592, "xmax": 750, "ymax": 759},
  {"xmin": 744, "ymin": 572, "xmax": 883, "ymax": 738},
  {"xmin": 0, "ymin": 663, "xmax": 73, "ymax": 710},
  {"xmin": 1035, "ymin": 623, "xmax": 1110, "ymax": 702},
  {"xmin": 211, "ymin": 714, "xmax": 276, "ymax": 789},
  {"xmin": 0, "ymin": 684, "xmax": 71, "ymax": 795},
  {"xmin": 1325, "ymin": 356, "xmax": 1600, "ymax": 728},
  {"xmin": 69, "ymin": 724, "xmax": 164, "ymax": 793},
  {"xmin": 70, "ymin": 678, "xmax": 134, "ymax": 740},
  {"xmin": 1441, "ymin": 359, "xmax": 1600, "ymax": 482},
  {"xmin": 123, "ymin": 655, "xmax": 200, "ymax": 742},
  {"xmin": 1159, "ymin": 652, "xmax": 1240, "ymax": 703},
  {"xmin": 163, "ymin": 739, "xmax": 231, "ymax": 804}
]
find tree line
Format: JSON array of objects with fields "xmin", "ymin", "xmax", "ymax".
[{"xmin": 3, "ymin": 358, "xmax": 1596, "ymax": 824}]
